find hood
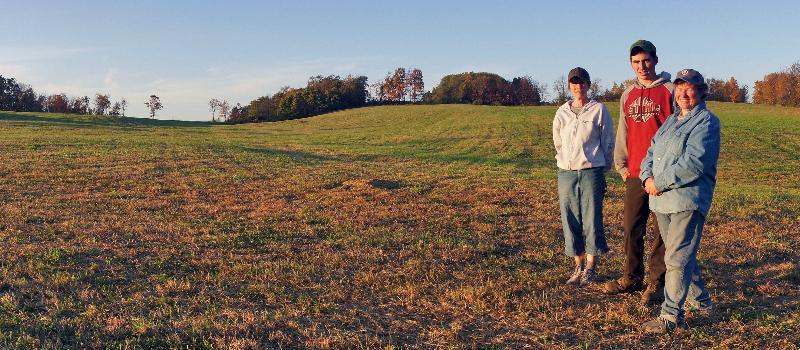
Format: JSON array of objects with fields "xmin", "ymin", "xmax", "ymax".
[{"xmin": 633, "ymin": 71, "xmax": 671, "ymax": 88}]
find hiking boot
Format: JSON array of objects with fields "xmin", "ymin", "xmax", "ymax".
[
  {"xmin": 641, "ymin": 283, "xmax": 665, "ymax": 306},
  {"xmin": 641, "ymin": 316, "xmax": 686, "ymax": 334},
  {"xmin": 602, "ymin": 278, "xmax": 644, "ymax": 295},
  {"xmin": 566, "ymin": 265, "xmax": 583, "ymax": 285},
  {"xmin": 579, "ymin": 268, "xmax": 597, "ymax": 287}
]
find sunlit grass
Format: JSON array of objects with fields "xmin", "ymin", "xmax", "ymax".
[{"xmin": 0, "ymin": 103, "xmax": 798, "ymax": 348}]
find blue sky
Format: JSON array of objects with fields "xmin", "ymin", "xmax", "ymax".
[{"xmin": 1, "ymin": 0, "xmax": 798, "ymax": 120}]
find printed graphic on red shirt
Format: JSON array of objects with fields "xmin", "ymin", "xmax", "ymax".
[
  {"xmin": 627, "ymin": 96, "xmax": 662, "ymax": 123},
  {"xmin": 623, "ymin": 85, "xmax": 673, "ymax": 178}
]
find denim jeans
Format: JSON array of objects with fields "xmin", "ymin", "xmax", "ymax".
[
  {"xmin": 656, "ymin": 210, "xmax": 713, "ymax": 323},
  {"xmin": 557, "ymin": 167, "xmax": 608, "ymax": 257}
]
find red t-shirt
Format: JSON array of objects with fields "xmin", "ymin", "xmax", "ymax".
[{"xmin": 623, "ymin": 85, "xmax": 673, "ymax": 177}]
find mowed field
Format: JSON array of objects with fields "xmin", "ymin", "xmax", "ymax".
[{"xmin": 1, "ymin": 103, "xmax": 798, "ymax": 349}]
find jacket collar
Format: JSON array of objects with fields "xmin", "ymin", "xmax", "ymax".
[{"xmin": 673, "ymin": 101, "xmax": 707, "ymax": 126}]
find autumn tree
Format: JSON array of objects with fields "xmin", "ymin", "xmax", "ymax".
[
  {"xmin": 511, "ymin": 76, "xmax": 542, "ymax": 105},
  {"xmin": 722, "ymin": 77, "xmax": 741, "ymax": 103},
  {"xmin": 382, "ymin": 68, "xmax": 407, "ymax": 102},
  {"xmin": 46, "ymin": 94, "xmax": 69, "ymax": 113},
  {"xmin": 227, "ymin": 103, "xmax": 249, "ymax": 123},
  {"xmin": 94, "ymin": 93, "xmax": 111, "ymax": 115},
  {"xmin": 145, "ymin": 95, "xmax": 163, "ymax": 118},
  {"xmin": 247, "ymin": 95, "xmax": 274, "ymax": 121},
  {"xmin": 407, "ymin": 68, "xmax": 424, "ymax": 102},
  {"xmin": 754, "ymin": 62, "xmax": 800, "ymax": 107}
]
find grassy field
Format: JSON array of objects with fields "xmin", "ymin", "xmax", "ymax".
[{"xmin": 1, "ymin": 103, "xmax": 798, "ymax": 349}]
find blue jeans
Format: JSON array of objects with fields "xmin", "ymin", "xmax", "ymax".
[
  {"xmin": 656, "ymin": 210, "xmax": 713, "ymax": 323},
  {"xmin": 557, "ymin": 167, "xmax": 608, "ymax": 257}
]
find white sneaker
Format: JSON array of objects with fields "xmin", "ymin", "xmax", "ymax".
[
  {"xmin": 579, "ymin": 268, "xmax": 596, "ymax": 287},
  {"xmin": 566, "ymin": 265, "xmax": 583, "ymax": 285}
]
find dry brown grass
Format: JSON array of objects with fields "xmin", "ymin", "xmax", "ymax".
[{"xmin": 0, "ymin": 106, "xmax": 798, "ymax": 349}]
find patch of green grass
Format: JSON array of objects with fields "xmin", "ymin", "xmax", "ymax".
[{"xmin": 1, "ymin": 103, "xmax": 799, "ymax": 348}]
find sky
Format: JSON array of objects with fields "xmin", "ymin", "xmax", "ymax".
[{"xmin": 1, "ymin": 0, "xmax": 798, "ymax": 121}]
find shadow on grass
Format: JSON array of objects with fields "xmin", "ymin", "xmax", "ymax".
[
  {"xmin": 235, "ymin": 146, "xmax": 383, "ymax": 164},
  {"xmin": 0, "ymin": 113, "xmax": 212, "ymax": 128}
]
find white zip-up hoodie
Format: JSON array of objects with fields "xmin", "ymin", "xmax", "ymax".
[{"xmin": 552, "ymin": 99, "xmax": 615, "ymax": 171}]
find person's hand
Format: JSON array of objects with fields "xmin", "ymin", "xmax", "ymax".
[
  {"xmin": 621, "ymin": 170, "xmax": 629, "ymax": 180},
  {"xmin": 644, "ymin": 177, "xmax": 661, "ymax": 196}
]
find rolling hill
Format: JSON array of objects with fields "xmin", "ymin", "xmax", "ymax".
[{"xmin": 0, "ymin": 103, "xmax": 798, "ymax": 348}]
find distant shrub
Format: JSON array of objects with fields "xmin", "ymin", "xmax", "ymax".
[{"xmin": 430, "ymin": 72, "xmax": 542, "ymax": 106}]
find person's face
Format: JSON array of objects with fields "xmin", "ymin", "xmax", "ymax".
[
  {"xmin": 630, "ymin": 51, "xmax": 657, "ymax": 81},
  {"xmin": 675, "ymin": 81, "xmax": 701, "ymax": 112},
  {"xmin": 569, "ymin": 79, "xmax": 589, "ymax": 98}
]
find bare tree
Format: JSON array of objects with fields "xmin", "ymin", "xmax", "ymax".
[
  {"xmin": 538, "ymin": 82, "xmax": 550, "ymax": 104},
  {"xmin": 589, "ymin": 79, "xmax": 602, "ymax": 100},
  {"xmin": 219, "ymin": 100, "xmax": 230, "ymax": 122},
  {"xmin": 145, "ymin": 95, "xmax": 163, "ymax": 119},
  {"xmin": 120, "ymin": 98, "xmax": 127, "ymax": 116},
  {"xmin": 209, "ymin": 98, "xmax": 220, "ymax": 122},
  {"xmin": 552, "ymin": 76, "xmax": 568, "ymax": 105},
  {"xmin": 81, "ymin": 96, "xmax": 91, "ymax": 114},
  {"xmin": 109, "ymin": 102, "xmax": 122, "ymax": 116}
]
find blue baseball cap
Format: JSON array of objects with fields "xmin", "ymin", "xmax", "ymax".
[{"xmin": 675, "ymin": 69, "xmax": 705, "ymax": 86}]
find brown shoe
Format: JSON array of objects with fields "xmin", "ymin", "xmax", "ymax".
[
  {"xmin": 602, "ymin": 278, "xmax": 644, "ymax": 295},
  {"xmin": 641, "ymin": 283, "xmax": 665, "ymax": 305}
]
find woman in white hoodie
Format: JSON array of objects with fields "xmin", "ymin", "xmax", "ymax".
[{"xmin": 552, "ymin": 67, "xmax": 615, "ymax": 287}]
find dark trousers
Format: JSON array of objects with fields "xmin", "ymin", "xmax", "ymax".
[{"xmin": 622, "ymin": 178, "xmax": 666, "ymax": 286}]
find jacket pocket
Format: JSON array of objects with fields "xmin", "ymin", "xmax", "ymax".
[{"xmin": 667, "ymin": 130, "xmax": 689, "ymax": 157}]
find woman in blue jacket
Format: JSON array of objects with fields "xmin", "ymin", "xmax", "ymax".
[{"xmin": 639, "ymin": 69, "xmax": 720, "ymax": 333}]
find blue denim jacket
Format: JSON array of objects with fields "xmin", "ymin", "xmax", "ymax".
[{"xmin": 639, "ymin": 102, "xmax": 721, "ymax": 216}]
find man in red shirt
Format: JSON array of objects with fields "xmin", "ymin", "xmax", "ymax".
[{"xmin": 603, "ymin": 40, "xmax": 672, "ymax": 304}]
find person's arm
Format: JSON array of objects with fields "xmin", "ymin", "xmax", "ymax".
[
  {"xmin": 614, "ymin": 86, "xmax": 632, "ymax": 179},
  {"xmin": 553, "ymin": 113, "xmax": 562, "ymax": 155},
  {"xmin": 601, "ymin": 104, "xmax": 615, "ymax": 172},
  {"xmin": 639, "ymin": 132, "xmax": 656, "ymax": 185},
  {"xmin": 652, "ymin": 115, "xmax": 721, "ymax": 192}
]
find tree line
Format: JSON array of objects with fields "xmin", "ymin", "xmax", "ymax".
[
  {"xmin": 227, "ymin": 75, "xmax": 369, "ymax": 124},
  {"xmin": 0, "ymin": 75, "xmax": 129, "ymax": 116},
  {"xmin": 590, "ymin": 77, "xmax": 749, "ymax": 103},
  {"xmin": 4, "ymin": 61, "xmax": 799, "ymax": 122}
]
